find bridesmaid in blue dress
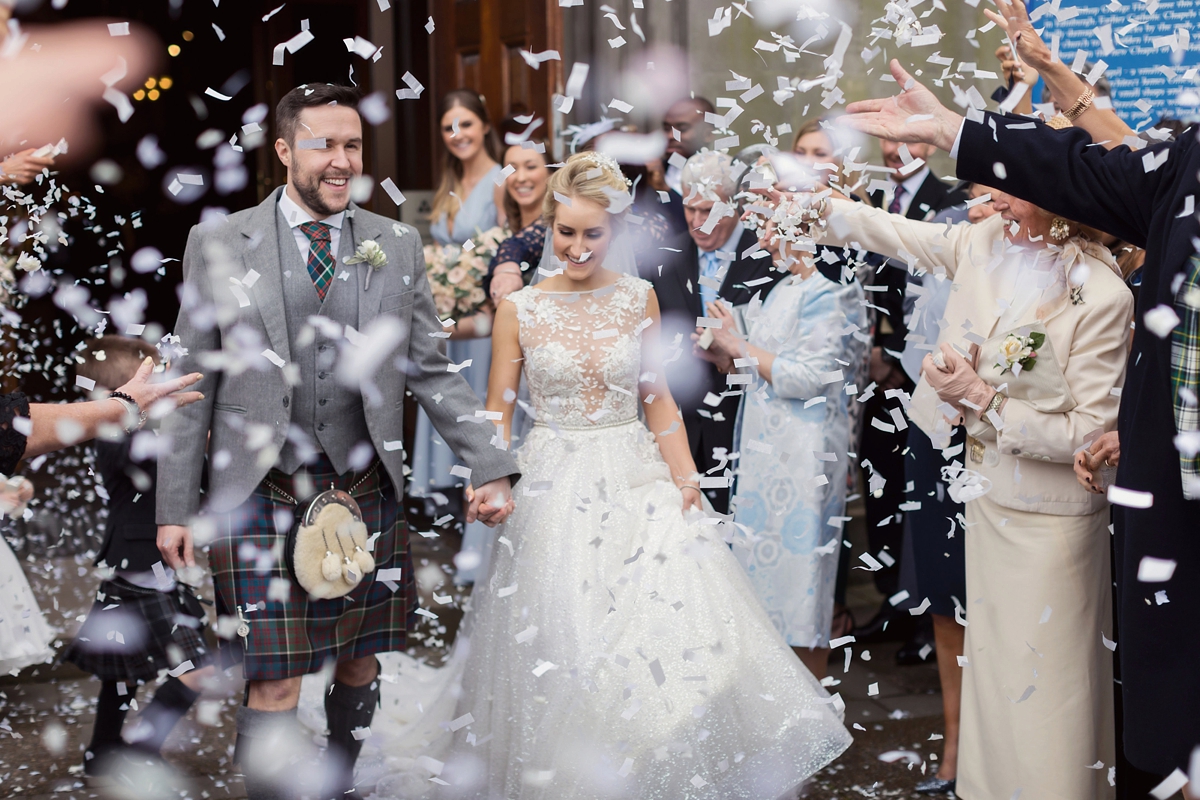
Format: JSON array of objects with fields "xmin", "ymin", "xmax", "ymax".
[{"xmin": 412, "ymin": 91, "xmax": 505, "ymax": 558}]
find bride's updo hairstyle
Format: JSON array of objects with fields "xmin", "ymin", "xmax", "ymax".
[{"xmin": 542, "ymin": 151, "xmax": 631, "ymax": 233}]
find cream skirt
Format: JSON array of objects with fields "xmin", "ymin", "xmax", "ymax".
[{"xmin": 957, "ymin": 496, "xmax": 1115, "ymax": 800}]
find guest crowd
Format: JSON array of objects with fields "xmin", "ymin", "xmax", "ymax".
[{"xmin": 0, "ymin": 3, "xmax": 1196, "ymax": 800}]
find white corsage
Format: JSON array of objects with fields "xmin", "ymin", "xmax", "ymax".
[
  {"xmin": 996, "ymin": 331, "xmax": 1044, "ymax": 376},
  {"xmin": 344, "ymin": 239, "xmax": 387, "ymax": 291}
]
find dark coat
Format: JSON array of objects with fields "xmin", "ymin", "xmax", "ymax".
[
  {"xmin": 639, "ymin": 227, "xmax": 785, "ymax": 509},
  {"xmin": 957, "ymin": 111, "xmax": 1199, "ymax": 775},
  {"xmin": 94, "ymin": 439, "xmax": 161, "ymax": 572}
]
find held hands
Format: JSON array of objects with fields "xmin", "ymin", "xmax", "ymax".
[
  {"xmin": 1074, "ymin": 431, "xmax": 1120, "ymax": 494},
  {"xmin": 692, "ymin": 301, "xmax": 741, "ymax": 373},
  {"xmin": 921, "ymin": 343, "xmax": 996, "ymax": 421},
  {"xmin": 466, "ymin": 476, "xmax": 515, "ymax": 527},
  {"xmin": 870, "ymin": 348, "xmax": 907, "ymax": 392},
  {"xmin": 840, "ymin": 60, "xmax": 963, "ymax": 153}
]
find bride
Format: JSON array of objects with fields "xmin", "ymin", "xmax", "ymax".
[{"xmin": 415, "ymin": 151, "xmax": 852, "ymax": 799}]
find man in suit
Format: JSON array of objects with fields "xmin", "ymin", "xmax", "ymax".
[
  {"xmin": 639, "ymin": 151, "xmax": 784, "ymax": 513},
  {"xmin": 155, "ymin": 84, "xmax": 518, "ymax": 800},
  {"xmin": 641, "ymin": 97, "xmax": 717, "ymax": 235},
  {"xmin": 857, "ymin": 141, "xmax": 966, "ymax": 654}
]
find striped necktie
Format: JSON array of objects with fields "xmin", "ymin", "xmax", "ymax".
[
  {"xmin": 888, "ymin": 185, "xmax": 906, "ymax": 215},
  {"xmin": 299, "ymin": 221, "xmax": 334, "ymax": 300}
]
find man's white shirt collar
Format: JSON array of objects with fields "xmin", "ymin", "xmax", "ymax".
[{"xmin": 278, "ymin": 187, "xmax": 345, "ymax": 230}]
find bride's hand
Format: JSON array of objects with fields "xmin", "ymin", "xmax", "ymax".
[{"xmin": 680, "ymin": 485, "xmax": 703, "ymax": 515}]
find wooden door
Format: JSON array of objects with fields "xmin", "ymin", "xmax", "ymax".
[{"xmin": 431, "ymin": 0, "xmax": 561, "ymax": 138}]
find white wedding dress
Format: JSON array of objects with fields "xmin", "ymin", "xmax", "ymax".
[{"xmin": 306, "ymin": 273, "xmax": 851, "ymax": 799}]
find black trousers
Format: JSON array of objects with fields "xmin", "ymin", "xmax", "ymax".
[{"xmin": 859, "ymin": 391, "xmax": 910, "ymax": 598}]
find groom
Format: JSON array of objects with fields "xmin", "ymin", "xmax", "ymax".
[{"xmin": 155, "ymin": 84, "xmax": 518, "ymax": 800}]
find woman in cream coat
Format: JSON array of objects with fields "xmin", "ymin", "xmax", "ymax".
[{"xmin": 817, "ymin": 192, "xmax": 1133, "ymax": 800}]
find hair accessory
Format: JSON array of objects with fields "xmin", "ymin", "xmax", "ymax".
[
  {"xmin": 1049, "ymin": 217, "xmax": 1070, "ymax": 241},
  {"xmin": 583, "ymin": 152, "xmax": 629, "ymax": 185}
]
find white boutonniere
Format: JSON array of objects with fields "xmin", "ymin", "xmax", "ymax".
[{"xmin": 344, "ymin": 240, "xmax": 387, "ymax": 291}]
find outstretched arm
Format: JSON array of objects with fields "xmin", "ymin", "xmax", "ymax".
[
  {"xmin": 986, "ymin": 0, "xmax": 1135, "ymax": 148},
  {"xmin": 640, "ymin": 289, "xmax": 703, "ymax": 514}
]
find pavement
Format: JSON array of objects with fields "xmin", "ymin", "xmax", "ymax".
[{"xmin": 1, "ymin": 497, "xmax": 957, "ymax": 800}]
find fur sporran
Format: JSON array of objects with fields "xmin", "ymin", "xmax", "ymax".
[{"xmin": 284, "ymin": 490, "xmax": 376, "ymax": 600}]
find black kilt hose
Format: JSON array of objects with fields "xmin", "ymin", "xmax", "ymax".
[{"xmin": 209, "ymin": 455, "xmax": 417, "ymax": 682}]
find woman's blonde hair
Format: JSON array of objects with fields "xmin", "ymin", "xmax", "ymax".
[{"xmin": 542, "ymin": 152, "xmax": 630, "ymax": 228}]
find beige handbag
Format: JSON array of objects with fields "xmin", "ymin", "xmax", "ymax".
[{"xmin": 975, "ymin": 321, "xmax": 1076, "ymax": 413}]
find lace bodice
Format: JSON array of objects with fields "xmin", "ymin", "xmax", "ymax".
[{"xmin": 508, "ymin": 274, "xmax": 651, "ymax": 429}]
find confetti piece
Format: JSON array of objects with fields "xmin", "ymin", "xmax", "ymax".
[
  {"xmin": 108, "ymin": 22, "xmax": 130, "ymax": 36},
  {"xmin": 1137, "ymin": 556, "xmax": 1176, "ymax": 582},
  {"xmin": 380, "ymin": 177, "xmax": 406, "ymax": 205},
  {"xmin": 1107, "ymin": 486, "xmax": 1153, "ymax": 508}
]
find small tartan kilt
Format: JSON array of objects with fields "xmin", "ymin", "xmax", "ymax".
[
  {"xmin": 209, "ymin": 456, "xmax": 416, "ymax": 682},
  {"xmin": 61, "ymin": 578, "xmax": 211, "ymax": 684}
]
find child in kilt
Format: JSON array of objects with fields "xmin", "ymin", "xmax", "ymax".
[{"xmin": 62, "ymin": 337, "xmax": 214, "ymax": 774}]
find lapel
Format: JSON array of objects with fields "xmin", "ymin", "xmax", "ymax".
[
  {"xmin": 679, "ymin": 240, "xmax": 703, "ymax": 318},
  {"xmin": 347, "ymin": 205, "xmax": 387, "ymax": 333},
  {"xmin": 907, "ymin": 173, "xmax": 949, "ymax": 221},
  {"xmin": 718, "ymin": 228, "xmax": 766, "ymax": 303},
  {"xmin": 241, "ymin": 189, "xmax": 292, "ymax": 364}
]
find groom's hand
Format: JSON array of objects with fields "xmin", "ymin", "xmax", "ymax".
[
  {"xmin": 157, "ymin": 524, "xmax": 195, "ymax": 571},
  {"xmin": 466, "ymin": 477, "xmax": 514, "ymax": 527}
]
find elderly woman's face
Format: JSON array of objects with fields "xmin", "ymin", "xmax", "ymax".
[
  {"xmin": 966, "ymin": 183, "xmax": 1000, "ymax": 224},
  {"xmin": 992, "ymin": 190, "xmax": 1055, "ymax": 245}
]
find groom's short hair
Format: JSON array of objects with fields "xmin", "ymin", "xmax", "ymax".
[{"xmin": 276, "ymin": 84, "xmax": 362, "ymax": 146}]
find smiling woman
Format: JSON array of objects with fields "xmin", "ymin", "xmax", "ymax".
[{"xmin": 411, "ymin": 90, "xmax": 507, "ymax": 545}]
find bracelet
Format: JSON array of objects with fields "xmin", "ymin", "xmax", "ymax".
[
  {"xmin": 1062, "ymin": 87, "xmax": 1095, "ymax": 121},
  {"xmin": 679, "ymin": 484, "xmax": 702, "ymax": 494},
  {"xmin": 109, "ymin": 391, "xmax": 146, "ymax": 433}
]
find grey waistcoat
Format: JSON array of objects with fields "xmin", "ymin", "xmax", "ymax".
[{"xmin": 274, "ymin": 210, "xmax": 374, "ymax": 475}]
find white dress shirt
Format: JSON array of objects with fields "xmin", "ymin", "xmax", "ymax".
[
  {"xmin": 278, "ymin": 187, "xmax": 345, "ymax": 263},
  {"xmin": 891, "ymin": 166, "xmax": 930, "ymax": 218}
]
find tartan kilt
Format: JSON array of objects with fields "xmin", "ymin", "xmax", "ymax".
[
  {"xmin": 208, "ymin": 456, "xmax": 416, "ymax": 682},
  {"xmin": 61, "ymin": 578, "xmax": 212, "ymax": 684}
]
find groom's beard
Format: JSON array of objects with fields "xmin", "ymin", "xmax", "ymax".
[{"xmin": 294, "ymin": 168, "xmax": 354, "ymax": 217}]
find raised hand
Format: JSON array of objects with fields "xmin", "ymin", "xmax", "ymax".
[
  {"xmin": 116, "ymin": 357, "xmax": 204, "ymax": 420},
  {"xmin": 840, "ymin": 60, "xmax": 963, "ymax": 152},
  {"xmin": 986, "ymin": 0, "xmax": 1054, "ymax": 74},
  {"xmin": 0, "ymin": 149, "xmax": 56, "ymax": 186}
]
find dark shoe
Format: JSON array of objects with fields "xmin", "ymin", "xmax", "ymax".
[
  {"xmin": 851, "ymin": 604, "xmax": 914, "ymax": 643},
  {"xmin": 915, "ymin": 776, "xmax": 956, "ymax": 795},
  {"xmin": 895, "ymin": 616, "xmax": 936, "ymax": 665}
]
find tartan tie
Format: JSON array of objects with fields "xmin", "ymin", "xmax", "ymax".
[
  {"xmin": 299, "ymin": 221, "xmax": 334, "ymax": 300},
  {"xmin": 888, "ymin": 185, "xmax": 906, "ymax": 215}
]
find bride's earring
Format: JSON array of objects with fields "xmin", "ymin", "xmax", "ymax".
[{"xmin": 1049, "ymin": 217, "xmax": 1070, "ymax": 241}]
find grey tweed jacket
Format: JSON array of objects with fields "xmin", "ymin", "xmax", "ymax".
[{"xmin": 156, "ymin": 189, "xmax": 518, "ymax": 523}]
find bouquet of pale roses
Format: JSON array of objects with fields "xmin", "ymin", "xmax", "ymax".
[{"xmin": 423, "ymin": 226, "xmax": 507, "ymax": 321}]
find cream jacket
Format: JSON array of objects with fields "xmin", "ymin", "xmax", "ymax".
[{"xmin": 820, "ymin": 200, "xmax": 1134, "ymax": 516}]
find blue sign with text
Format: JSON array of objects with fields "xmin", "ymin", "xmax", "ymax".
[{"xmin": 1034, "ymin": 0, "xmax": 1200, "ymax": 125}]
